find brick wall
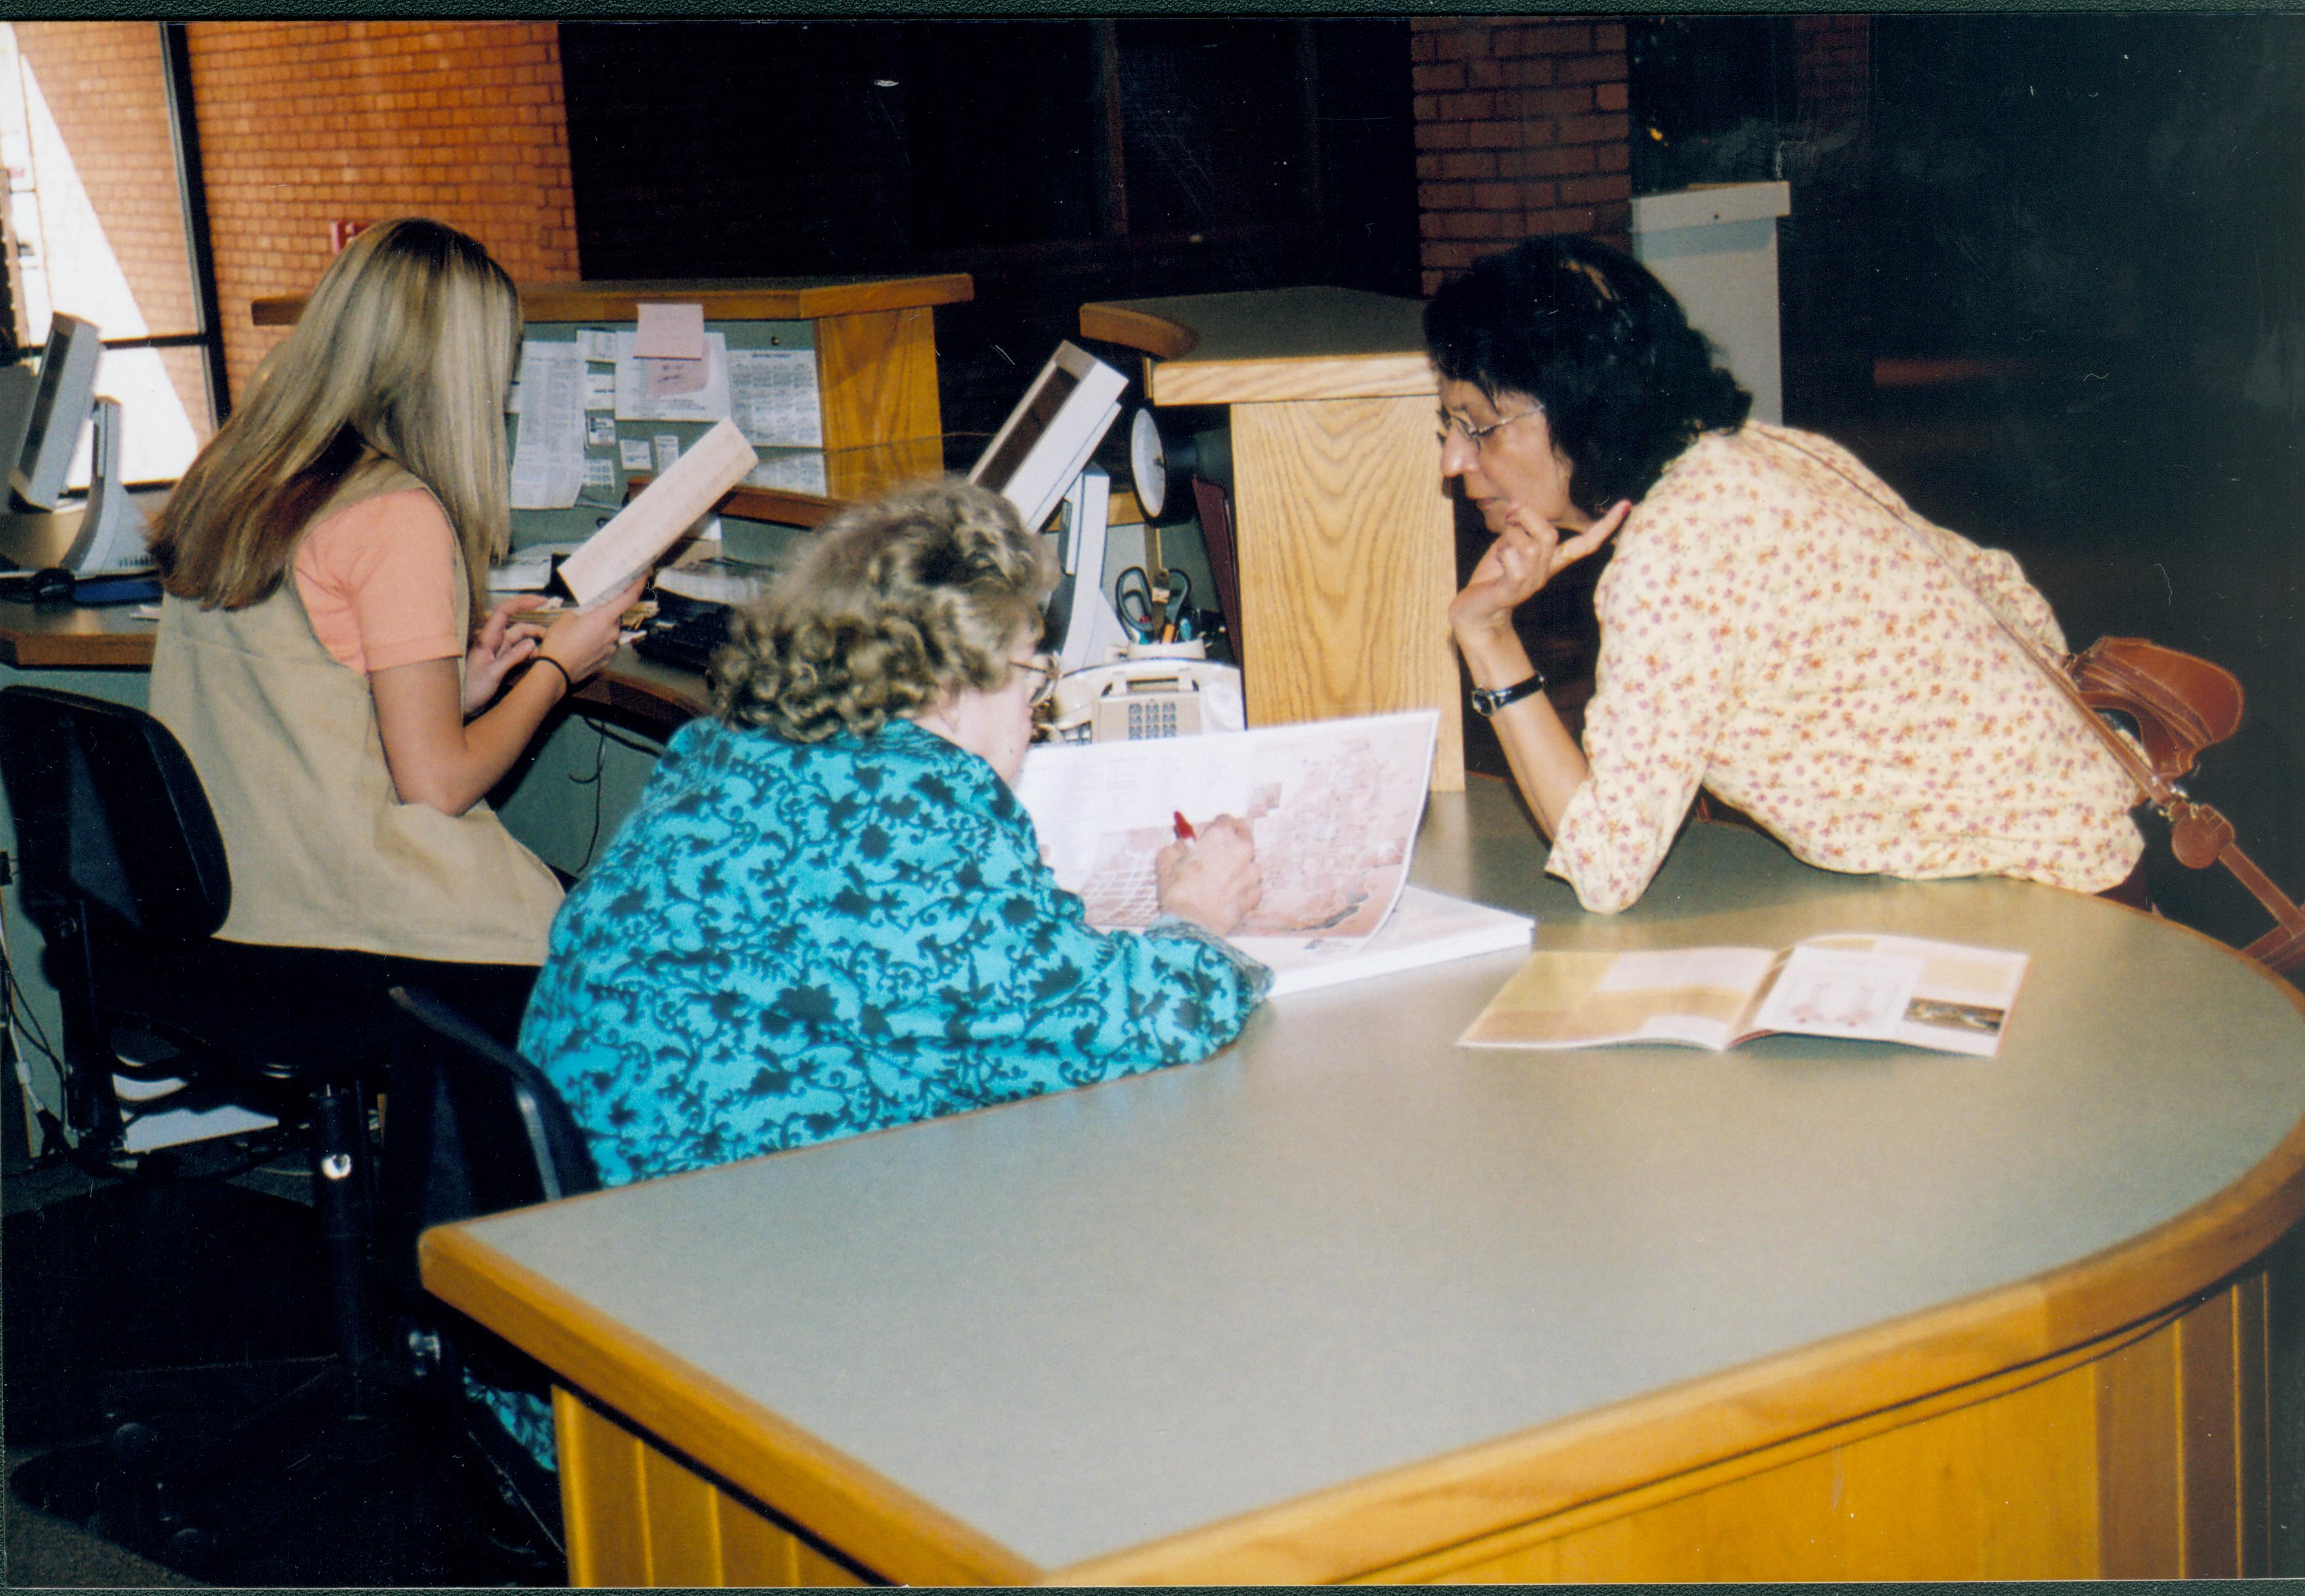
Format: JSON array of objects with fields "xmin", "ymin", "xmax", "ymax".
[
  {"xmin": 1410, "ymin": 17, "xmax": 1629, "ymax": 295},
  {"xmin": 183, "ymin": 21, "xmax": 580, "ymax": 401}
]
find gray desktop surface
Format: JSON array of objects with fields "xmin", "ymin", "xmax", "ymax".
[{"xmin": 452, "ymin": 783, "xmax": 2305, "ymax": 1570}]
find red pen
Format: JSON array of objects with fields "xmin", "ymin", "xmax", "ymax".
[{"xmin": 1172, "ymin": 811, "xmax": 1196, "ymax": 842}]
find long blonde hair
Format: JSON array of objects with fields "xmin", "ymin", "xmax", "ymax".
[{"xmin": 150, "ymin": 217, "xmax": 520, "ymax": 620}]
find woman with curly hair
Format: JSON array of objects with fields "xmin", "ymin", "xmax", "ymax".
[
  {"xmin": 1427, "ymin": 236, "xmax": 2142, "ymax": 913},
  {"xmin": 516, "ymin": 476, "xmax": 1270, "ymax": 1193}
]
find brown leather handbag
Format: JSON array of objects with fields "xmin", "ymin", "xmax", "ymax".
[{"xmin": 2062, "ymin": 638, "xmax": 2304, "ymax": 973}]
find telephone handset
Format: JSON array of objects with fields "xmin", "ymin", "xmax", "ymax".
[{"xmin": 1046, "ymin": 643, "xmax": 1245, "ymax": 743}]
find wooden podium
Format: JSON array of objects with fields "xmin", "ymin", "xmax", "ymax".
[{"xmin": 1082, "ymin": 288, "xmax": 1462, "ymax": 789}]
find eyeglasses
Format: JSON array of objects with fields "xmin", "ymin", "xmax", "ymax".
[
  {"xmin": 1011, "ymin": 653, "xmax": 1059, "ymax": 708},
  {"xmin": 1439, "ymin": 407, "xmax": 1542, "ymax": 451}
]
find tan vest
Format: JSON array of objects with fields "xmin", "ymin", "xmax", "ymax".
[{"xmin": 150, "ymin": 469, "xmax": 562, "ymax": 964}]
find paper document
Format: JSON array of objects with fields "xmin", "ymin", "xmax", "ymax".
[
  {"xmin": 553, "ymin": 418, "xmax": 758, "ymax": 609},
  {"xmin": 1234, "ymin": 886, "xmax": 1534, "ymax": 997},
  {"xmin": 634, "ymin": 302, "xmax": 706, "ymax": 360},
  {"xmin": 507, "ymin": 341, "xmax": 588, "ymax": 509},
  {"xmin": 1014, "ymin": 710, "xmax": 1438, "ymax": 939},
  {"xmin": 614, "ymin": 330, "xmax": 733, "ymax": 423},
  {"xmin": 727, "ymin": 349, "xmax": 825, "ymax": 447},
  {"xmin": 747, "ymin": 449, "xmax": 831, "ymax": 496},
  {"xmin": 488, "ymin": 541, "xmax": 584, "ymax": 595},
  {"xmin": 1459, "ymin": 934, "xmax": 2030, "ymax": 1058}
]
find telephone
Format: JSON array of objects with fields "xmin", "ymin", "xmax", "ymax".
[{"xmin": 1046, "ymin": 642, "xmax": 1245, "ymax": 743}]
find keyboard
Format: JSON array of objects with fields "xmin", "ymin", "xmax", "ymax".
[{"xmin": 634, "ymin": 594, "xmax": 733, "ymax": 674}]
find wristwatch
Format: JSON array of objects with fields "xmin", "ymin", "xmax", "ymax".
[{"xmin": 1469, "ymin": 670, "xmax": 1547, "ymax": 718}]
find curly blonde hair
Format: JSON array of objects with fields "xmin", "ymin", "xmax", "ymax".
[{"xmin": 710, "ymin": 477, "xmax": 1058, "ymax": 741}]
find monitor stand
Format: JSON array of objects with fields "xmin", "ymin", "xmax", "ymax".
[
  {"xmin": 58, "ymin": 397, "xmax": 153, "ymax": 578},
  {"xmin": 1050, "ymin": 466, "xmax": 1129, "ymax": 674}
]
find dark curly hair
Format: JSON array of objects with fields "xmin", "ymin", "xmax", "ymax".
[
  {"xmin": 710, "ymin": 477, "xmax": 1057, "ymax": 742},
  {"xmin": 1423, "ymin": 236, "xmax": 1751, "ymax": 517}
]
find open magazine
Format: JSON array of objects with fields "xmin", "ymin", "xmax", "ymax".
[
  {"xmin": 1459, "ymin": 934, "xmax": 2029, "ymax": 1058},
  {"xmin": 1013, "ymin": 711, "xmax": 1532, "ymax": 995}
]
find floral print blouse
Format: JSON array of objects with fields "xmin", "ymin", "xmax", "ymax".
[
  {"xmin": 518, "ymin": 715, "xmax": 1270, "ymax": 1189},
  {"xmin": 1549, "ymin": 421, "xmax": 2143, "ymax": 913}
]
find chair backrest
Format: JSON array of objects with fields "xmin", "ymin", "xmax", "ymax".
[
  {"xmin": 0, "ymin": 685, "xmax": 230, "ymax": 941},
  {"xmin": 387, "ymin": 983, "xmax": 601, "ymax": 1214}
]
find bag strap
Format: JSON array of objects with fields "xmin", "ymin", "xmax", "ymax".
[{"xmin": 1763, "ymin": 430, "xmax": 2305, "ymax": 975}]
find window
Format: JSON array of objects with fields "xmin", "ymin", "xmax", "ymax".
[{"xmin": 1, "ymin": 21, "xmax": 225, "ymax": 488}]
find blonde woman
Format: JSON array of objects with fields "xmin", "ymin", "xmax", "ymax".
[{"xmin": 148, "ymin": 218, "xmax": 640, "ymax": 1029}]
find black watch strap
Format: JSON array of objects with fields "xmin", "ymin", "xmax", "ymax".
[{"xmin": 1469, "ymin": 670, "xmax": 1547, "ymax": 718}]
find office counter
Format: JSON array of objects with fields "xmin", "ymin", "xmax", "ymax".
[{"xmin": 421, "ymin": 781, "xmax": 2305, "ymax": 1584}]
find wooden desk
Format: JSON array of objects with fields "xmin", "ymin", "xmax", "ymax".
[
  {"xmin": 0, "ymin": 593, "xmax": 157, "ymax": 670},
  {"xmin": 1081, "ymin": 288, "xmax": 1463, "ymax": 790},
  {"xmin": 0, "ymin": 601, "xmax": 702, "ymax": 737},
  {"xmin": 420, "ymin": 783, "xmax": 2305, "ymax": 1583}
]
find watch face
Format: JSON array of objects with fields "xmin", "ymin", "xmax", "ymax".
[{"xmin": 1129, "ymin": 407, "xmax": 1166, "ymax": 521}]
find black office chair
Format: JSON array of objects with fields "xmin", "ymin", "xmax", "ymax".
[
  {"xmin": 0, "ymin": 685, "xmax": 395, "ymax": 1563},
  {"xmin": 383, "ymin": 981, "xmax": 602, "ymax": 1561}
]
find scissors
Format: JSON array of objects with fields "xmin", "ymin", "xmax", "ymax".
[{"xmin": 1115, "ymin": 565, "xmax": 1194, "ymax": 643}]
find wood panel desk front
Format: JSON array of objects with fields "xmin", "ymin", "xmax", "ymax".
[
  {"xmin": 1081, "ymin": 288, "xmax": 1463, "ymax": 790},
  {"xmin": 421, "ymin": 785, "xmax": 2305, "ymax": 1584}
]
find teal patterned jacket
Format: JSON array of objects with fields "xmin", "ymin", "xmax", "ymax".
[
  {"xmin": 488, "ymin": 716, "xmax": 1271, "ymax": 1468},
  {"xmin": 518, "ymin": 716, "xmax": 1269, "ymax": 1190}
]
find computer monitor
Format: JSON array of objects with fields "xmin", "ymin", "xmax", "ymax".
[
  {"xmin": 969, "ymin": 340, "xmax": 1127, "ymax": 534},
  {"xmin": 12, "ymin": 312, "xmax": 103, "ymax": 510}
]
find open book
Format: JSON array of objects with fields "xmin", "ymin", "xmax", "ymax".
[
  {"xmin": 551, "ymin": 417, "xmax": 758, "ymax": 609},
  {"xmin": 1014, "ymin": 711, "xmax": 1533, "ymax": 995},
  {"xmin": 1459, "ymin": 934, "xmax": 2029, "ymax": 1058},
  {"xmin": 1234, "ymin": 886, "xmax": 1533, "ymax": 997}
]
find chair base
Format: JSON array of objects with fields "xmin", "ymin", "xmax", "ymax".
[{"xmin": 7, "ymin": 1372, "xmax": 563, "ymax": 1585}]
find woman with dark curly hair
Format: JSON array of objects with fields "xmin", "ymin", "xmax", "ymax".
[
  {"xmin": 1427, "ymin": 236, "xmax": 2142, "ymax": 913},
  {"xmin": 517, "ymin": 477, "xmax": 1269, "ymax": 1194}
]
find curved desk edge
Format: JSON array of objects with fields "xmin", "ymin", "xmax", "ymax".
[
  {"xmin": 1078, "ymin": 301, "xmax": 1199, "ymax": 362},
  {"xmin": 1049, "ymin": 940, "xmax": 2305, "ymax": 1583},
  {"xmin": 420, "ymin": 1222, "xmax": 1042, "ymax": 1587}
]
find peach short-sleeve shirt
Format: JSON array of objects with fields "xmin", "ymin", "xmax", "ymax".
[
  {"xmin": 1548, "ymin": 422, "xmax": 2143, "ymax": 913},
  {"xmin": 291, "ymin": 487, "xmax": 463, "ymax": 676}
]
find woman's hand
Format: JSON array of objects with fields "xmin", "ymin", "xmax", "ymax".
[
  {"xmin": 1154, "ymin": 814, "xmax": 1262, "ymax": 937},
  {"xmin": 534, "ymin": 576, "xmax": 649, "ymax": 689},
  {"xmin": 1448, "ymin": 498, "xmax": 1633, "ymax": 645},
  {"xmin": 463, "ymin": 595, "xmax": 549, "ymax": 715},
  {"xmin": 374, "ymin": 574, "xmax": 650, "ymax": 816}
]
